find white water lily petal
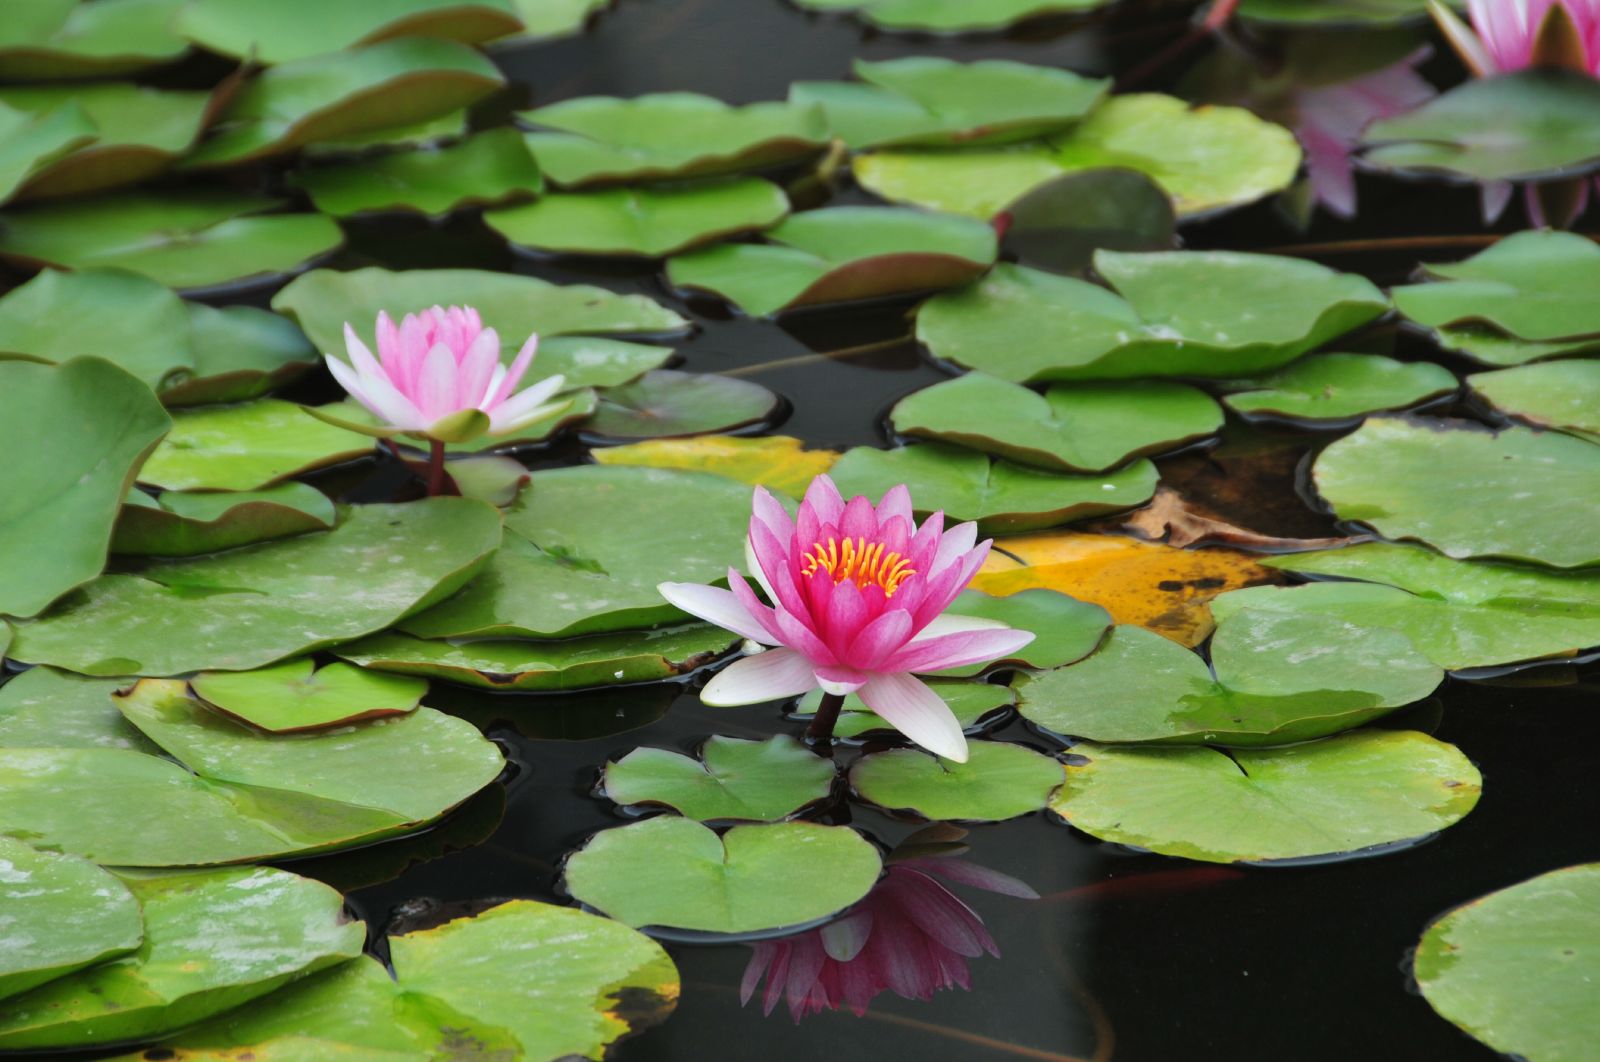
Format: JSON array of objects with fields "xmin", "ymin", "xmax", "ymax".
[
  {"xmin": 702, "ymin": 647, "xmax": 819, "ymax": 706},
  {"xmin": 858, "ymin": 672, "xmax": 969, "ymax": 762}
]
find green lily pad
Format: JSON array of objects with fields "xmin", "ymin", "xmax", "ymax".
[
  {"xmin": 666, "ymin": 205, "xmax": 997, "ymax": 316},
  {"xmin": 1223, "ymin": 353, "xmax": 1459, "ymax": 423},
  {"xmin": 191, "ymin": 659, "xmax": 425, "ymax": 732},
  {"xmin": 521, "ymin": 92, "xmax": 828, "ymax": 186},
  {"xmin": 137, "ymin": 399, "xmax": 375, "ymax": 492},
  {"xmin": 855, "ymin": 94, "xmax": 1301, "ymax": 220},
  {"xmin": 0, "ymin": 100, "xmax": 96, "ymax": 203},
  {"xmin": 918, "ymin": 257, "xmax": 1387, "ymax": 383},
  {"xmin": 297, "ymin": 128, "xmax": 542, "ymax": 218},
  {"xmin": 591, "ymin": 435, "xmax": 839, "ymax": 498},
  {"xmin": 583, "ymin": 370, "xmax": 781, "ymax": 440},
  {"xmin": 157, "ymin": 900, "xmax": 677, "ymax": 1061},
  {"xmin": 1363, "ymin": 70, "xmax": 1600, "ymax": 182},
  {"xmin": 1392, "ymin": 231, "xmax": 1600, "ymax": 343},
  {"xmin": 173, "ymin": 0, "xmax": 523, "ymax": 63},
  {"xmin": 159, "ymin": 303, "xmax": 318, "ymax": 407},
  {"xmin": 939, "ymin": 588, "xmax": 1111, "ymax": 675},
  {"xmin": 603, "ymin": 735, "xmax": 836, "ymax": 821},
  {"xmin": 0, "ymin": 667, "xmax": 161, "ymax": 753},
  {"xmin": 186, "ymin": 37, "xmax": 505, "ymax": 167},
  {"xmin": 113, "ymin": 483, "xmax": 336, "ymax": 557},
  {"xmin": 1015, "ymin": 609, "xmax": 1441, "ymax": 745},
  {"xmin": 1313, "ymin": 417, "xmax": 1600, "ymax": 568},
  {"xmin": 892, "ymin": 373, "xmax": 1222, "ymax": 473},
  {"xmin": 794, "ymin": 680, "xmax": 1017, "ymax": 739},
  {"xmin": 827, "ymin": 443, "xmax": 1157, "ymax": 534},
  {"xmin": 0, "ymin": 357, "xmax": 170, "ymax": 619},
  {"xmin": 485, "ymin": 176, "xmax": 789, "ymax": 257},
  {"xmin": 0, "ymin": 190, "xmax": 344, "ymax": 292},
  {"xmin": 1431, "ymin": 324, "xmax": 1600, "ymax": 368},
  {"xmin": 564, "ymin": 817, "xmax": 882, "ymax": 934},
  {"xmin": 1237, "ymin": 0, "xmax": 1435, "ymax": 23},
  {"xmin": 1216, "ymin": 542, "xmax": 1600, "ymax": 671},
  {"xmin": 1414, "ymin": 863, "xmax": 1600, "ymax": 1062},
  {"xmin": 0, "ymin": 864, "xmax": 361, "ymax": 1051},
  {"xmin": 302, "ymin": 107, "xmax": 470, "ymax": 157},
  {"xmin": 507, "ymin": 0, "xmax": 611, "ymax": 38},
  {"xmin": 1469, "ymin": 360, "xmax": 1600, "ymax": 441},
  {"xmin": 790, "ymin": 57, "xmax": 1108, "ymax": 149},
  {"xmin": 400, "ymin": 466, "xmax": 749, "ymax": 639},
  {"xmin": 535, "ymin": 336, "xmax": 676, "ymax": 389},
  {"xmin": 849, "ymin": 741, "xmax": 1064, "ymax": 821},
  {"xmin": 10, "ymin": 498, "xmax": 503, "ymax": 676},
  {"xmin": 1001, "ymin": 168, "xmax": 1178, "ymax": 274},
  {"xmin": 0, "ymin": 837, "xmax": 143, "ymax": 1002},
  {"xmin": 790, "ymin": 0, "xmax": 1107, "ymax": 31},
  {"xmin": 333, "ymin": 624, "xmax": 737, "ymax": 691},
  {"xmin": 274, "ymin": 266, "xmax": 689, "ymax": 354},
  {"xmin": 445, "ymin": 455, "xmax": 531, "ymax": 507},
  {"xmin": 1049, "ymin": 729, "xmax": 1483, "ymax": 863},
  {"xmin": 0, "ymin": 0, "xmax": 189, "ymax": 80}
]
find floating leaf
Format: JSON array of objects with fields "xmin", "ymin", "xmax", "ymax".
[
  {"xmin": 486, "ymin": 176, "xmax": 788, "ymax": 257},
  {"xmin": 0, "ymin": 667, "xmax": 159, "ymax": 753},
  {"xmin": 1223, "ymin": 353, "xmax": 1458, "ymax": 423},
  {"xmin": 190, "ymin": 659, "xmax": 426, "ymax": 732},
  {"xmin": 856, "ymin": 94, "xmax": 1301, "ymax": 220},
  {"xmin": 564, "ymin": 817, "xmax": 882, "ymax": 934},
  {"xmin": 0, "ymin": 358, "xmax": 170, "ymax": 619},
  {"xmin": 789, "ymin": 57, "xmax": 1108, "ymax": 149},
  {"xmin": 1001, "ymin": 168, "xmax": 1178, "ymax": 274},
  {"xmin": 849, "ymin": 741, "xmax": 1064, "ymax": 822},
  {"xmin": 1414, "ymin": 863, "xmax": 1600, "ymax": 1062},
  {"xmin": 1430, "ymin": 324, "xmax": 1600, "ymax": 368},
  {"xmin": 1313, "ymin": 417, "xmax": 1600, "ymax": 568},
  {"xmin": 162, "ymin": 303, "xmax": 317, "ymax": 407},
  {"xmin": 0, "ymin": 267, "xmax": 191, "ymax": 390},
  {"xmin": 794, "ymin": 680, "xmax": 1017, "ymax": 739},
  {"xmin": 112, "ymin": 483, "xmax": 336, "ymax": 557},
  {"xmin": 828, "ymin": 443, "xmax": 1157, "ymax": 534},
  {"xmin": 667, "ymin": 205, "xmax": 997, "ymax": 316},
  {"xmin": 1050, "ymin": 730, "xmax": 1482, "ymax": 863},
  {"xmin": 790, "ymin": 0, "xmax": 1108, "ymax": 32},
  {"xmin": 446, "ymin": 454, "xmax": 531, "ymax": 507},
  {"xmin": 1217, "ymin": 542, "xmax": 1600, "ymax": 670},
  {"xmin": 507, "ymin": 0, "xmax": 611, "ymax": 39},
  {"xmin": 603, "ymin": 735, "xmax": 836, "ymax": 822},
  {"xmin": 583, "ymin": 370, "xmax": 781, "ymax": 440},
  {"xmin": 334, "ymin": 624, "xmax": 737, "ymax": 691},
  {"xmin": 0, "ymin": 0, "xmax": 189, "ymax": 80},
  {"xmin": 186, "ymin": 38, "xmax": 505, "ymax": 167},
  {"xmin": 892, "ymin": 373, "xmax": 1222, "ymax": 473},
  {"xmin": 593, "ymin": 435, "xmax": 839, "ymax": 497},
  {"xmin": 11, "ymin": 498, "xmax": 503, "ymax": 676},
  {"xmin": 1469, "ymin": 359, "xmax": 1600, "ymax": 441},
  {"xmin": 521, "ymin": 93, "xmax": 828, "ymax": 186},
  {"xmin": 0, "ymin": 865, "xmax": 361, "ymax": 1050},
  {"xmin": 0, "ymin": 191, "xmax": 343, "ymax": 292},
  {"xmin": 1016, "ymin": 609, "xmax": 1441, "ymax": 745},
  {"xmin": 1237, "ymin": 0, "xmax": 1435, "ymax": 23},
  {"xmin": 1392, "ymin": 231, "xmax": 1600, "ymax": 343},
  {"xmin": 968, "ymin": 531, "xmax": 1280, "ymax": 647},
  {"xmin": 940, "ymin": 588, "xmax": 1110, "ymax": 675},
  {"xmin": 0, "ymin": 837, "xmax": 143, "ymax": 1002},
  {"xmin": 535, "ymin": 336, "xmax": 676, "ymax": 389},
  {"xmin": 916, "ymin": 257, "xmax": 1387, "ymax": 383},
  {"xmin": 137, "ymin": 399, "xmax": 374, "ymax": 492},
  {"xmin": 173, "ymin": 0, "xmax": 524, "ymax": 63},
  {"xmin": 297, "ymin": 128, "xmax": 542, "ymax": 218},
  {"xmin": 0, "ymin": 100, "xmax": 96, "ymax": 203}
]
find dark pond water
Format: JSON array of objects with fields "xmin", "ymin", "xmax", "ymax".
[{"xmin": 43, "ymin": 1, "xmax": 1600, "ymax": 1059}]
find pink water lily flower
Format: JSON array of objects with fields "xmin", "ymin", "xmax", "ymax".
[
  {"xmin": 658, "ymin": 475, "xmax": 1034, "ymax": 762},
  {"xmin": 325, "ymin": 305, "xmax": 567, "ymax": 443},
  {"xmin": 1432, "ymin": 0, "xmax": 1600, "ymax": 75}
]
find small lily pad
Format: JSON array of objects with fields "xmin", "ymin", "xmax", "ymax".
[
  {"xmin": 0, "ymin": 100, "xmax": 96, "ymax": 204},
  {"xmin": 0, "ymin": 667, "xmax": 160, "ymax": 753},
  {"xmin": 1049, "ymin": 729, "xmax": 1483, "ymax": 863},
  {"xmin": 1001, "ymin": 168, "xmax": 1178, "ymax": 274},
  {"xmin": 1392, "ymin": 231, "xmax": 1600, "ymax": 343},
  {"xmin": 113, "ymin": 483, "xmax": 335, "ymax": 557},
  {"xmin": 1469, "ymin": 360, "xmax": 1600, "ymax": 441},
  {"xmin": 940, "ymin": 588, "xmax": 1111, "ymax": 675},
  {"xmin": 0, "ymin": 0, "xmax": 189, "ymax": 81},
  {"xmin": 794, "ymin": 680, "xmax": 1017, "ymax": 739},
  {"xmin": 173, "ymin": 0, "xmax": 524, "ymax": 63},
  {"xmin": 333, "ymin": 624, "xmax": 738, "ymax": 691},
  {"xmin": 191, "ymin": 659, "xmax": 426, "ymax": 733},
  {"xmin": 892, "ymin": 373, "xmax": 1222, "ymax": 472},
  {"xmin": 849, "ymin": 741, "xmax": 1064, "ymax": 822},
  {"xmin": 162, "ymin": 302, "xmax": 318, "ymax": 406},
  {"xmin": 1223, "ymin": 353, "xmax": 1459, "ymax": 423},
  {"xmin": 583, "ymin": 370, "xmax": 781, "ymax": 440},
  {"xmin": 137, "ymin": 399, "xmax": 375, "ymax": 492},
  {"xmin": 828, "ymin": 443, "xmax": 1157, "ymax": 534},
  {"xmin": 564, "ymin": 817, "xmax": 882, "ymax": 934},
  {"xmin": 668, "ymin": 205, "xmax": 996, "ymax": 317},
  {"xmin": 298, "ymin": 128, "xmax": 542, "ymax": 217},
  {"xmin": 790, "ymin": 0, "xmax": 1108, "ymax": 32},
  {"xmin": 592, "ymin": 434, "xmax": 839, "ymax": 497},
  {"xmin": 603, "ymin": 735, "xmax": 836, "ymax": 821}
]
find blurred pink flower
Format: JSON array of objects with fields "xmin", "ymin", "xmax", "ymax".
[
  {"xmin": 324, "ymin": 305, "xmax": 567, "ymax": 443},
  {"xmin": 1296, "ymin": 54, "xmax": 1435, "ymax": 218},
  {"xmin": 1453, "ymin": 0, "xmax": 1600, "ymax": 73},
  {"xmin": 658, "ymin": 475, "xmax": 1033, "ymax": 762}
]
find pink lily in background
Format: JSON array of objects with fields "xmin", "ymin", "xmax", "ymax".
[
  {"xmin": 1295, "ymin": 54, "xmax": 1435, "ymax": 219},
  {"xmin": 658, "ymin": 475, "xmax": 1033, "ymax": 762}
]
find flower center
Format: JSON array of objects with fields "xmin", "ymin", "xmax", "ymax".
[{"xmin": 800, "ymin": 536, "xmax": 916, "ymax": 596}]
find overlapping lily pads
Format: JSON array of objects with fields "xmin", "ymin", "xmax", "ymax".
[
  {"xmin": 564, "ymin": 817, "xmax": 882, "ymax": 934},
  {"xmin": 1313, "ymin": 417, "xmax": 1600, "ymax": 568},
  {"xmin": 790, "ymin": 0, "xmax": 1108, "ymax": 32},
  {"xmin": 892, "ymin": 373, "xmax": 1222, "ymax": 472},
  {"xmin": 1392, "ymin": 231, "xmax": 1600, "ymax": 344},
  {"xmin": 828, "ymin": 443, "xmax": 1157, "ymax": 533},
  {"xmin": 668, "ymin": 205, "xmax": 997, "ymax": 316},
  {"xmin": 850, "ymin": 741, "xmax": 1064, "ymax": 821},
  {"xmin": 0, "ymin": 667, "xmax": 159, "ymax": 753},
  {"xmin": 1469, "ymin": 360, "xmax": 1600, "ymax": 441},
  {"xmin": 1223, "ymin": 353, "xmax": 1458, "ymax": 423},
  {"xmin": 1000, "ymin": 168, "xmax": 1178, "ymax": 274},
  {"xmin": 191, "ymin": 659, "xmax": 426, "ymax": 732},
  {"xmin": 1016, "ymin": 609, "xmax": 1441, "ymax": 744},
  {"xmin": 855, "ymin": 94, "xmax": 1301, "ymax": 220},
  {"xmin": 298, "ymin": 128, "xmax": 543, "ymax": 217},
  {"xmin": 113, "ymin": 483, "xmax": 335, "ymax": 557},
  {"xmin": 1050, "ymin": 729, "xmax": 1482, "ymax": 863},
  {"xmin": 0, "ymin": 267, "xmax": 191, "ymax": 390},
  {"xmin": 1236, "ymin": 0, "xmax": 1434, "ymax": 23},
  {"xmin": 160, "ymin": 303, "xmax": 320, "ymax": 407},
  {"xmin": 0, "ymin": 100, "xmax": 95, "ymax": 203},
  {"xmin": 521, "ymin": 93, "xmax": 829, "ymax": 186},
  {"xmin": 11, "ymin": 498, "xmax": 502, "ymax": 675},
  {"xmin": 917, "ymin": 257, "xmax": 1386, "ymax": 382},
  {"xmin": 593, "ymin": 434, "xmax": 839, "ymax": 497},
  {"xmin": 583, "ymin": 370, "xmax": 782, "ymax": 440},
  {"xmin": 939, "ymin": 588, "xmax": 1110, "ymax": 675},
  {"xmin": 795, "ymin": 680, "xmax": 1018, "ymax": 739},
  {"xmin": 138, "ymin": 399, "xmax": 375, "ymax": 491},
  {"xmin": 603, "ymin": 735, "xmax": 836, "ymax": 821},
  {"xmin": 0, "ymin": 0, "xmax": 189, "ymax": 80},
  {"xmin": 173, "ymin": 0, "xmax": 525, "ymax": 63}
]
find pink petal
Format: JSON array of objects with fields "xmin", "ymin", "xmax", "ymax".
[
  {"xmin": 814, "ymin": 664, "xmax": 869, "ymax": 695},
  {"xmin": 658, "ymin": 580, "xmax": 773, "ymax": 643},
  {"xmin": 457, "ymin": 326, "xmax": 501, "ymax": 407},
  {"xmin": 727, "ymin": 569, "xmax": 789, "ymax": 644},
  {"xmin": 415, "ymin": 342, "xmax": 461, "ymax": 420},
  {"xmin": 741, "ymin": 942, "xmax": 776, "ymax": 1006},
  {"xmin": 801, "ymin": 474, "xmax": 845, "ymax": 526},
  {"xmin": 343, "ymin": 323, "xmax": 386, "ymax": 381},
  {"xmin": 701, "ymin": 648, "xmax": 819, "ymax": 706},
  {"xmin": 487, "ymin": 332, "xmax": 539, "ymax": 407},
  {"xmin": 325, "ymin": 354, "xmax": 425, "ymax": 430},
  {"xmin": 883, "ymin": 626, "xmax": 1035, "ymax": 674},
  {"xmin": 897, "ymin": 856, "xmax": 1039, "ymax": 899},
  {"xmin": 486, "ymin": 373, "xmax": 566, "ymax": 434},
  {"xmin": 374, "ymin": 311, "xmax": 403, "ymax": 378},
  {"xmin": 910, "ymin": 614, "xmax": 1010, "ymax": 641},
  {"xmin": 931, "ymin": 521, "xmax": 979, "ymax": 576},
  {"xmin": 856, "ymin": 673, "xmax": 968, "ymax": 761},
  {"xmin": 846, "ymin": 608, "xmax": 915, "ymax": 671},
  {"xmin": 774, "ymin": 608, "xmax": 837, "ymax": 667},
  {"xmin": 877, "ymin": 483, "xmax": 914, "ymax": 527},
  {"xmin": 839, "ymin": 495, "xmax": 877, "ymax": 541}
]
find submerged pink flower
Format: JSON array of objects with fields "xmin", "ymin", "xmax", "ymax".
[
  {"xmin": 324, "ymin": 305, "xmax": 567, "ymax": 442},
  {"xmin": 658, "ymin": 475, "xmax": 1033, "ymax": 762},
  {"xmin": 1295, "ymin": 54, "xmax": 1435, "ymax": 219},
  {"xmin": 1433, "ymin": 0, "xmax": 1600, "ymax": 75}
]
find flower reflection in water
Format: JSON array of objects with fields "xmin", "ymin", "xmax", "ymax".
[{"xmin": 740, "ymin": 826, "xmax": 1035, "ymax": 1022}]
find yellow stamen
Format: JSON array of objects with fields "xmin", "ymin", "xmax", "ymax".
[{"xmin": 800, "ymin": 536, "xmax": 916, "ymax": 596}]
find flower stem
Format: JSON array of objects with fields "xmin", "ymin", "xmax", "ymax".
[
  {"xmin": 426, "ymin": 439, "xmax": 447, "ymax": 497},
  {"xmin": 807, "ymin": 692, "xmax": 846, "ymax": 749}
]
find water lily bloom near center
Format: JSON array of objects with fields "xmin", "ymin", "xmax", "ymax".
[
  {"xmin": 658, "ymin": 475, "xmax": 1034, "ymax": 762},
  {"xmin": 1431, "ymin": 0, "xmax": 1600, "ymax": 75}
]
